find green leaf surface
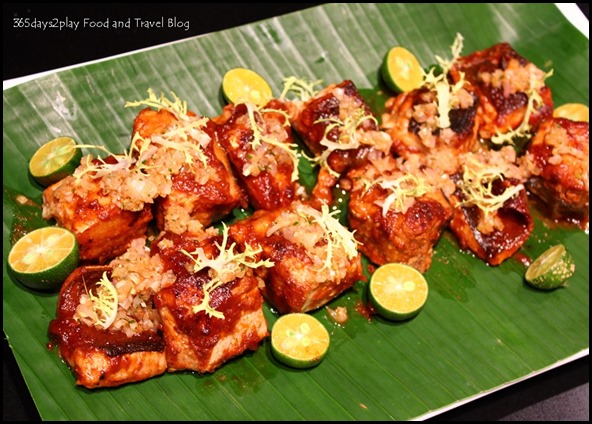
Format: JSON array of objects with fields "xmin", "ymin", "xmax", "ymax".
[{"xmin": 3, "ymin": 3, "xmax": 589, "ymax": 421}]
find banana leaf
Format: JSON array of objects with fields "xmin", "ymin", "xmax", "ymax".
[{"xmin": 3, "ymin": 3, "xmax": 589, "ymax": 421}]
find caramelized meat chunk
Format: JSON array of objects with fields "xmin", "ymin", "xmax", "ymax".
[
  {"xmin": 381, "ymin": 86, "xmax": 480, "ymax": 159},
  {"xmin": 152, "ymin": 231, "xmax": 268, "ymax": 373},
  {"xmin": 48, "ymin": 266, "xmax": 167, "ymax": 389},
  {"xmin": 347, "ymin": 157, "xmax": 453, "ymax": 272},
  {"xmin": 42, "ymin": 170, "xmax": 152, "ymax": 264},
  {"xmin": 287, "ymin": 80, "xmax": 392, "ymax": 206},
  {"xmin": 522, "ymin": 117, "xmax": 589, "ymax": 224},
  {"xmin": 215, "ymin": 100, "xmax": 306, "ymax": 210},
  {"xmin": 450, "ymin": 42, "xmax": 553, "ymax": 141},
  {"xmin": 132, "ymin": 108, "xmax": 246, "ymax": 235},
  {"xmin": 229, "ymin": 202, "xmax": 365, "ymax": 313},
  {"xmin": 447, "ymin": 148, "xmax": 534, "ymax": 265},
  {"xmin": 289, "ymin": 80, "xmax": 382, "ymax": 155}
]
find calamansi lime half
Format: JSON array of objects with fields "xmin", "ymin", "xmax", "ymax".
[
  {"xmin": 553, "ymin": 103, "xmax": 589, "ymax": 123},
  {"xmin": 525, "ymin": 244, "xmax": 575, "ymax": 290},
  {"xmin": 271, "ymin": 313, "xmax": 330, "ymax": 369},
  {"xmin": 222, "ymin": 68, "xmax": 273, "ymax": 107},
  {"xmin": 369, "ymin": 263, "xmax": 428, "ymax": 321},
  {"xmin": 381, "ymin": 46, "xmax": 424, "ymax": 93},
  {"xmin": 28, "ymin": 136, "xmax": 82, "ymax": 187},
  {"xmin": 8, "ymin": 226, "xmax": 79, "ymax": 290}
]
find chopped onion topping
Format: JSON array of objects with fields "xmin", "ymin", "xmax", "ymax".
[
  {"xmin": 243, "ymin": 102, "xmax": 301, "ymax": 182},
  {"xmin": 365, "ymin": 174, "xmax": 431, "ymax": 216}
]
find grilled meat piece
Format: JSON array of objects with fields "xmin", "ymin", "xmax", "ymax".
[
  {"xmin": 449, "ymin": 178, "xmax": 533, "ymax": 266},
  {"xmin": 214, "ymin": 100, "xmax": 306, "ymax": 210},
  {"xmin": 447, "ymin": 148, "xmax": 534, "ymax": 266},
  {"xmin": 152, "ymin": 231, "xmax": 268, "ymax": 374},
  {"xmin": 289, "ymin": 80, "xmax": 382, "ymax": 155},
  {"xmin": 132, "ymin": 108, "xmax": 246, "ymax": 235},
  {"xmin": 229, "ymin": 201, "xmax": 365, "ymax": 313},
  {"xmin": 381, "ymin": 86, "xmax": 480, "ymax": 159},
  {"xmin": 286, "ymin": 80, "xmax": 392, "ymax": 206},
  {"xmin": 48, "ymin": 266, "xmax": 167, "ymax": 389},
  {"xmin": 347, "ymin": 157, "xmax": 453, "ymax": 272},
  {"xmin": 42, "ymin": 171, "xmax": 153, "ymax": 264},
  {"xmin": 450, "ymin": 42, "xmax": 553, "ymax": 141},
  {"xmin": 522, "ymin": 117, "xmax": 589, "ymax": 225}
]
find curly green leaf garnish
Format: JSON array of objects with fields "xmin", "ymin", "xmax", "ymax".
[
  {"xmin": 312, "ymin": 108, "xmax": 377, "ymax": 177},
  {"xmin": 490, "ymin": 69, "xmax": 554, "ymax": 145},
  {"xmin": 86, "ymin": 272, "xmax": 118, "ymax": 330},
  {"xmin": 72, "ymin": 139, "xmax": 155, "ymax": 181},
  {"xmin": 279, "ymin": 76, "xmax": 323, "ymax": 102},
  {"xmin": 457, "ymin": 157, "xmax": 524, "ymax": 217},
  {"xmin": 181, "ymin": 223, "xmax": 274, "ymax": 319},
  {"xmin": 297, "ymin": 204, "xmax": 360, "ymax": 272},
  {"xmin": 435, "ymin": 32, "xmax": 464, "ymax": 75},
  {"xmin": 125, "ymin": 88, "xmax": 190, "ymax": 121}
]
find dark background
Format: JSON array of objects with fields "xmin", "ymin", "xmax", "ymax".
[
  {"xmin": 3, "ymin": 3, "xmax": 588, "ymax": 80},
  {"xmin": 3, "ymin": 4, "xmax": 323, "ymax": 80},
  {"xmin": 3, "ymin": 3, "xmax": 589, "ymax": 421}
]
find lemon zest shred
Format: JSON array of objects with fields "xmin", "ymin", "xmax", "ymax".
[
  {"xmin": 457, "ymin": 157, "xmax": 524, "ymax": 217},
  {"xmin": 181, "ymin": 223, "xmax": 274, "ymax": 319},
  {"xmin": 279, "ymin": 76, "xmax": 323, "ymax": 102}
]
